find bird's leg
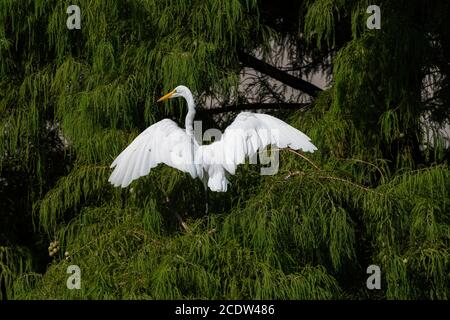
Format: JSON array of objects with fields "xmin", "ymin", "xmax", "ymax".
[
  {"xmin": 203, "ymin": 178, "xmax": 209, "ymax": 229},
  {"xmin": 202, "ymin": 177, "xmax": 209, "ymax": 215},
  {"xmin": 205, "ymin": 187, "xmax": 209, "ymax": 215}
]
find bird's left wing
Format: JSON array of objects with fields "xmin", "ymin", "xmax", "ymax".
[
  {"xmin": 200, "ymin": 112, "xmax": 317, "ymax": 175},
  {"xmin": 109, "ymin": 119, "xmax": 199, "ymax": 188}
]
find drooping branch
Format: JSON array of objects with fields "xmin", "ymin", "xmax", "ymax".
[
  {"xmin": 237, "ymin": 51, "xmax": 323, "ymax": 98},
  {"xmin": 198, "ymin": 102, "xmax": 310, "ymax": 115}
]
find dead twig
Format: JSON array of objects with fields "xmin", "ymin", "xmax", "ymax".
[
  {"xmin": 284, "ymin": 170, "xmax": 384, "ymax": 195},
  {"xmin": 164, "ymin": 196, "xmax": 191, "ymax": 233}
]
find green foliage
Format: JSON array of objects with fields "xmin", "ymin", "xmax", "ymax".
[{"xmin": 1, "ymin": 0, "xmax": 449, "ymax": 300}]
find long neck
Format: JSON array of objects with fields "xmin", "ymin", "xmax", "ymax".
[{"xmin": 183, "ymin": 91, "xmax": 196, "ymax": 136}]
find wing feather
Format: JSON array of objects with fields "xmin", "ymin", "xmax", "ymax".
[
  {"xmin": 109, "ymin": 119, "xmax": 198, "ymax": 188},
  {"xmin": 200, "ymin": 112, "xmax": 317, "ymax": 175}
]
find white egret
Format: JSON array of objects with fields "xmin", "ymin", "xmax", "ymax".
[{"xmin": 108, "ymin": 85, "xmax": 317, "ymax": 193}]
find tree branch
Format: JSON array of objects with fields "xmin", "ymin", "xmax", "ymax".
[
  {"xmin": 238, "ymin": 51, "xmax": 323, "ymax": 98},
  {"xmin": 198, "ymin": 102, "xmax": 310, "ymax": 115},
  {"xmin": 164, "ymin": 196, "xmax": 191, "ymax": 233}
]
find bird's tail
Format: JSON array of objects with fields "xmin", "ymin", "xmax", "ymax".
[{"xmin": 206, "ymin": 165, "xmax": 229, "ymax": 192}]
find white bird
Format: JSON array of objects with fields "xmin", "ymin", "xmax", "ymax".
[{"xmin": 108, "ymin": 85, "xmax": 317, "ymax": 193}]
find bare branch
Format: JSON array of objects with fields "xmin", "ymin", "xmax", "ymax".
[
  {"xmin": 198, "ymin": 102, "xmax": 310, "ymax": 115},
  {"xmin": 237, "ymin": 51, "xmax": 323, "ymax": 97}
]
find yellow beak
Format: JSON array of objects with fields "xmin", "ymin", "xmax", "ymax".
[{"xmin": 157, "ymin": 89, "xmax": 176, "ymax": 102}]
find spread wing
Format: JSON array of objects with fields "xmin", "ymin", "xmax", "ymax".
[
  {"xmin": 108, "ymin": 119, "xmax": 199, "ymax": 188},
  {"xmin": 200, "ymin": 112, "xmax": 317, "ymax": 174}
]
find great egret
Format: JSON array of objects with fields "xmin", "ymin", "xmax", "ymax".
[{"xmin": 108, "ymin": 85, "xmax": 317, "ymax": 193}]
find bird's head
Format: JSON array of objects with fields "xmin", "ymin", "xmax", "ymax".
[{"xmin": 157, "ymin": 85, "xmax": 192, "ymax": 102}]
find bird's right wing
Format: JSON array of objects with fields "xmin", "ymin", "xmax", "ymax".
[
  {"xmin": 108, "ymin": 119, "xmax": 198, "ymax": 188},
  {"xmin": 200, "ymin": 112, "xmax": 317, "ymax": 175}
]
